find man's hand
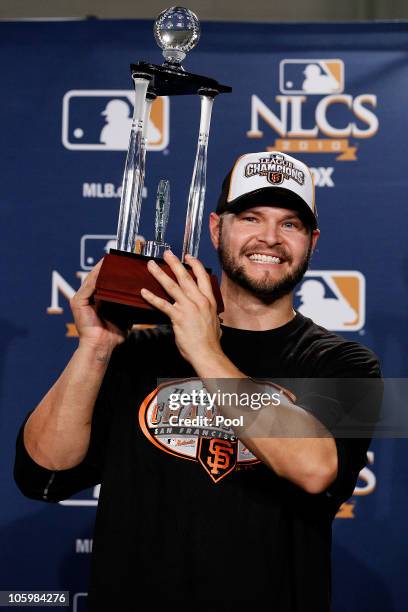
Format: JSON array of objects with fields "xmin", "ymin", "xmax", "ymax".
[
  {"xmin": 140, "ymin": 251, "xmax": 337, "ymax": 494},
  {"xmin": 140, "ymin": 250, "xmax": 222, "ymax": 366},
  {"xmin": 70, "ymin": 259, "xmax": 129, "ymax": 355}
]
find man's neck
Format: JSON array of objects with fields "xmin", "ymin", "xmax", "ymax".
[{"xmin": 219, "ymin": 276, "xmax": 296, "ymax": 331}]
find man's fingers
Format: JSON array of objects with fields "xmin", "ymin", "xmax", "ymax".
[
  {"xmin": 86, "ymin": 258, "xmax": 104, "ymax": 280},
  {"xmin": 163, "ymin": 251, "xmax": 201, "ymax": 291},
  {"xmin": 147, "ymin": 259, "xmax": 187, "ymax": 302},
  {"xmin": 140, "ymin": 288, "xmax": 173, "ymax": 318},
  {"xmin": 162, "ymin": 250, "xmax": 213, "ymax": 307},
  {"xmin": 184, "ymin": 254, "xmax": 217, "ymax": 306},
  {"xmin": 72, "ymin": 259, "xmax": 104, "ymax": 303}
]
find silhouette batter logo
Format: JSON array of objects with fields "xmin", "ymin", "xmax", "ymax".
[
  {"xmin": 62, "ymin": 90, "xmax": 169, "ymax": 151},
  {"xmin": 279, "ymin": 59, "xmax": 344, "ymax": 95},
  {"xmin": 295, "ymin": 271, "xmax": 365, "ymax": 331}
]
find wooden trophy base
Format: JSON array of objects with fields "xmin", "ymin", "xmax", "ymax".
[{"xmin": 93, "ymin": 249, "xmax": 224, "ymax": 328}]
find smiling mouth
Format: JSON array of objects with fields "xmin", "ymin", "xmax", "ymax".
[{"xmin": 247, "ymin": 253, "xmax": 284, "ymax": 264}]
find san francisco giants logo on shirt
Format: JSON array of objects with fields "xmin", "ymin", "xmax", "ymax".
[
  {"xmin": 138, "ymin": 379, "xmax": 261, "ymax": 483},
  {"xmin": 198, "ymin": 439, "xmax": 236, "ymax": 483}
]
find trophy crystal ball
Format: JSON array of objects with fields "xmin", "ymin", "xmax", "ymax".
[
  {"xmin": 154, "ymin": 6, "xmax": 201, "ymax": 67},
  {"xmin": 93, "ymin": 6, "xmax": 231, "ymax": 326}
]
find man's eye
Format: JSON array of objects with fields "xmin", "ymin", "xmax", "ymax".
[
  {"xmin": 283, "ymin": 221, "xmax": 299, "ymax": 229},
  {"xmin": 242, "ymin": 216, "xmax": 258, "ymax": 222}
]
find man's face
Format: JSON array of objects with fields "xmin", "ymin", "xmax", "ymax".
[{"xmin": 210, "ymin": 206, "xmax": 319, "ymax": 304}]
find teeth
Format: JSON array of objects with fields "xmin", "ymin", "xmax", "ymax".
[{"xmin": 249, "ymin": 254, "xmax": 282, "ymax": 264}]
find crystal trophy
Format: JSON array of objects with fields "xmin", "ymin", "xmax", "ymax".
[
  {"xmin": 94, "ymin": 6, "xmax": 231, "ymax": 326},
  {"xmin": 143, "ymin": 179, "xmax": 171, "ymax": 258}
]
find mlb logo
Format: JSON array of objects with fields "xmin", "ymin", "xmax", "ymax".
[
  {"xmin": 59, "ymin": 484, "xmax": 100, "ymax": 507},
  {"xmin": 80, "ymin": 234, "xmax": 145, "ymax": 270},
  {"xmin": 279, "ymin": 59, "xmax": 344, "ymax": 95},
  {"xmin": 295, "ymin": 271, "xmax": 365, "ymax": 332},
  {"xmin": 62, "ymin": 90, "xmax": 169, "ymax": 151},
  {"xmin": 80, "ymin": 235, "xmax": 117, "ymax": 270}
]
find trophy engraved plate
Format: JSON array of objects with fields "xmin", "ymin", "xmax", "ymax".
[{"xmin": 94, "ymin": 6, "xmax": 231, "ymax": 326}]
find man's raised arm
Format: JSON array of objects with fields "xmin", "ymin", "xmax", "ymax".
[{"xmin": 22, "ymin": 259, "xmax": 128, "ymax": 471}]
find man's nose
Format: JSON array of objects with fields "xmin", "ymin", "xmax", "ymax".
[{"xmin": 256, "ymin": 221, "xmax": 282, "ymax": 244}]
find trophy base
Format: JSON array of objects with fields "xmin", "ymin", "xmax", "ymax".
[{"xmin": 93, "ymin": 249, "xmax": 224, "ymax": 327}]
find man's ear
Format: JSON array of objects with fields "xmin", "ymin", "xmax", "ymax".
[
  {"xmin": 311, "ymin": 228, "xmax": 320, "ymax": 253},
  {"xmin": 209, "ymin": 212, "xmax": 221, "ymax": 250}
]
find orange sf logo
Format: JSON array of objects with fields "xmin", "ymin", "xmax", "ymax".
[
  {"xmin": 207, "ymin": 439, "xmax": 234, "ymax": 474},
  {"xmin": 268, "ymin": 171, "xmax": 283, "ymax": 184}
]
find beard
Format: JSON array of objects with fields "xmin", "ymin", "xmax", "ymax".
[{"xmin": 217, "ymin": 228, "xmax": 313, "ymax": 305}]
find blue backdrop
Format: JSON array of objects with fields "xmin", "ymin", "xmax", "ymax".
[{"xmin": 1, "ymin": 18, "xmax": 408, "ymax": 611}]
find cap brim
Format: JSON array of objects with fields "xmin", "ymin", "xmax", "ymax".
[{"xmin": 223, "ymin": 187, "xmax": 317, "ymax": 229}]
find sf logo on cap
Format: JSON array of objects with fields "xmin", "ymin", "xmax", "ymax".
[{"xmin": 269, "ymin": 172, "xmax": 284, "ymax": 184}]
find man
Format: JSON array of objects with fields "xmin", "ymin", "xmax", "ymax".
[{"xmin": 14, "ymin": 151, "xmax": 381, "ymax": 611}]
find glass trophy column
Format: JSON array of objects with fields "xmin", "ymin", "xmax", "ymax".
[{"xmin": 93, "ymin": 7, "xmax": 231, "ymax": 327}]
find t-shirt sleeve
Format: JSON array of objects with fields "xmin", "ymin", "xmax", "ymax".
[
  {"xmin": 296, "ymin": 341, "xmax": 383, "ymax": 508},
  {"xmin": 324, "ymin": 437, "xmax": 370, "ymax": 506},
  {"xmin": 13, "ymin": 346, "xmax": 120, "ymax": 504}
]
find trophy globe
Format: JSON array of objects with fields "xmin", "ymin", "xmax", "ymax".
[{"xmin": 154, "ymin": 6, "xmax": 200, "ymax": 67}]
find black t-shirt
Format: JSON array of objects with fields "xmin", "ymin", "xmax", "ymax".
[{"xmin": 14, "ymin": 312, "xmax": 382, "ymax": 612}]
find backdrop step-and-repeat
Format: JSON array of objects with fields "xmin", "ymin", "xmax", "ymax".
[{"xmin": 1, "ymin": 18, "xmax": 408, "ymax": 611}]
